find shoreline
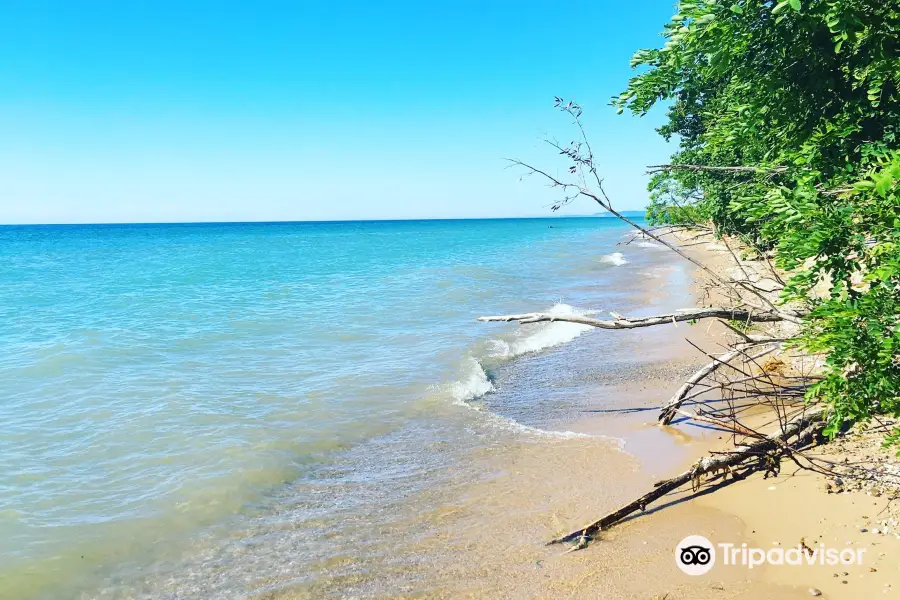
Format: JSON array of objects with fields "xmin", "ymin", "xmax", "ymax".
[
  {"xmin": 12, "ymin": 221, "xmax": 891, "ymax": 599},
  {"xmin": 446, "ymin": 229, "xmax": 896, "ymax": 600},
  {"xmin": 620, "ymin": 232, "xmax": 899, "ymax": 599},
  {"xmin": 268, "ymin": 226, "xmax": 778, "ymax": 599},
  {"xmin": 384, "ymin": 232, "xmax": 807, "ymax": 599}
]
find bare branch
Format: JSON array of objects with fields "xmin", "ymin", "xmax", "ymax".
[
  {"xmin": 477, "ymin": 307, "xmax": 793, "ymax": 329},
  {"xmin": 659, "ymin": 344, "xmax": 779, "ymax": 425},
  {"xmin": 509, "ymin": 101, "xmax": 804, "ymax": 323},
  {"xmin": 550, "ymin": 407, "xmax": 825, "ymax": 547}
]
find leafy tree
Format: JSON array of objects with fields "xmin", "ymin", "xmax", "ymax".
[{"xmin": 618, "ymin": 0, "xmax": 900, "ymax": 442}]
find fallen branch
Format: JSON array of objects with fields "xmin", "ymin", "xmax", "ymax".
[
  {"xmin": 658, "ymin": 344, "xmax": 779, "ymax": 425},
  {"xmin": 477, "ymin": 307, "xmax": 789, "ymax": 329},
  {"xmin": 672, "ymin": 408, "xmax": 760, "ymax": 438},
  {"xmin": 550, "ymin": 408, "xmax": 825, "ymax": 547}
]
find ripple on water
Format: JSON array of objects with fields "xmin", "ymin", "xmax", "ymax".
[{"xmin": 0, "ymin": 218, "xmax": 667, "ymax": 599}]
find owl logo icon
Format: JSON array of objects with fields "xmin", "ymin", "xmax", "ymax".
[{"xmin": 676, "ymin": 535, "xmax": 716, "ymax": 575}]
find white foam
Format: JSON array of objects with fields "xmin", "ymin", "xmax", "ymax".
[
  {"xmin": 487, "ymin": 303, "xmax": 593, "ymax": 358},
  {"xmin": 450, "ymin": 357, "xmax": 495, "ymax": 402},
  {"xmin": 454, "ymin": 392, "xmax": 620, "ymax": 444},
  {"xmin": 599, "ymin": 252, "xmax": 628, "ymax": 266},
  {"xmin": 637, "ymin": 241, "xmax": 662, "ymax": 249},
  {"xmin": 484, "ymin": 412, "xmax": 598, "ymax": 440},
  {"xmin": 448, "ymin": 303, "xmax": 623, "ymax": 445}
]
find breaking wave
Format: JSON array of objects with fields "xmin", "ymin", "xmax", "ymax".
[
  {"xmin": 448, "ymin": 360, "xmax": 606, "ymax": 442},
  {"xmin": 450, "ymin": 357, "xmax": 495, "ymax": 402},
  {"xmin": 599, "ymin": 252, "xmax": 628, "ymax": 266},
  {"xmin": 485, "ymin": 303, "xmax": 593, "ymax": 359},
  {"xmin": 439, "ymin": 302, "xmax": 623, "ymax": 443}
]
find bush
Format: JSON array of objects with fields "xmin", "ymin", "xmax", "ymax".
[{"xmin": 618, "ymin": 0, "xmax": 900, "ymax": 444}]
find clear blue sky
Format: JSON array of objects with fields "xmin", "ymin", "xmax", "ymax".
[{"xmin": 0, "ymin": 1, "xmax": 676, "ymax": 224}]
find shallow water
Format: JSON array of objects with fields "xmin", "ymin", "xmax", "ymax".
[{"xmin": 0, "ymin": 218, "xmax": 686, "ymax": 598}]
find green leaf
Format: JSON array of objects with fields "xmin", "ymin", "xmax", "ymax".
[
  {"xmin": 772, "ymin": 0, "xmax": 790, "ymax": 13},
  {"xmin": 789, "ymin": 0, "xmax": 801, "ymax": 11},
  {"xmin": 874, "ymin": 173, "xmax": 893, "ymax": 198},
  {"xmin": 730, "ymin": 4, "xmax": 743, "ymax": 14}
]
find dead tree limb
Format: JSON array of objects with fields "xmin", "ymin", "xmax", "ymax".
[
  {"xmin": 672, "ymin": 408, "xmax": 760, "ymax": 438},
  {"xmin": 508, "ymin": 100, "xmax": 805, "ymax": 324},
  {"xmin": 658, "ymin": 344, "xmax": 778, "ymax": 425},
  {"xmin": 549, "ymin": 408, "xmax": 825, "ymax": 547},
  {"xmin": 478, "ymin": 307, "xmax": 789, "ymax": 329}
]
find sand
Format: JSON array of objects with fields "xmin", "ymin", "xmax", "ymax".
[
  {"xmin": 271, "ymin": 228, "xmax": 897, "ymax": 599},
  {"xmin": 664, "ymin": 231, "xmax": 900, "ymax": 599},
  {"xmin": 514, "ymin": 230, "xmax": 900, "ymax": 600}
]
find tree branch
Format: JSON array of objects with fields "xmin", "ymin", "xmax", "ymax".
[
  {"xmin": 550, "ymin": 407, "xmax": 825, "ymax": 547},
  {"xmin": 659, "ymin": 344, "xmax": 779, "ymax": 425},
  {"xmin": 477, "ymin": 307, "xmax": 793, "ymax": 329},
  {"xmin": 507, "ymin": 100, "xmax": 805, "ymax": 324}
]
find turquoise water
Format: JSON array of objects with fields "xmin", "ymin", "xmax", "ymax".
[{"xmin": 0, "ymin": 218, "xmax": 675, "ymax": 598}]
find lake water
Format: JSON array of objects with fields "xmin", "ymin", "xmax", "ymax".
[{"xmin": 0, "ymin": 218, "xmax": 691, "ymax": 598}]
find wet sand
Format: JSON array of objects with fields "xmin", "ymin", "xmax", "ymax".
[
  {"xmin": 116, "ymin": 232, "xmax": 841, "ymax": 600},
  {"xmin": 261, "ymin": 240, "xmax": 815, "ymax": 599}
]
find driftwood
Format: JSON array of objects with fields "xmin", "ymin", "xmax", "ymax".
[
  {"xmin": 550, "ymin": 408, "xmax": 825, "ymax": 547},
  {"xmin": 658, "ymin": 344, "xmax": 778, "ymax": 425},
  {"xmin": 477, "ymin": 307, "xmax": 788, "ymax": 330}
]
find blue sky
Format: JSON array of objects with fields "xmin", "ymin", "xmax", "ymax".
[{"xmin": 0, "ymin": 1, "xmax": 676, "ymax": 224}]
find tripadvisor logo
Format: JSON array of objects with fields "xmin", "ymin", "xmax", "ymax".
[
  {"xmin": 676, "ymin": 535, "xmax": 867, "ymax": 575},
  {"xmin": 676, "ymin": 535, "xmax": 715, "ymax": 575}
]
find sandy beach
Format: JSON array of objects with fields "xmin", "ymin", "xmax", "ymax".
[
  {"xmin": 362, "ymin": 233, "xmax": 900, "ymax": 600},
  {"xmin": 5, "ymin": 222, "xmax": 889, "ymax": 600},
  {"xmin": 270, "ymin": 235, "xmax": 823, "ymax": 600}
]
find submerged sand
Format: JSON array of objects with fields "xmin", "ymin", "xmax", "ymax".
[
  {"xmin": 101, "ymin": 231, "xmax": 885, "ymax": 600},
  {"xmin": 263, "ymin": 241, "xmax": 819, "ymax": 599}
]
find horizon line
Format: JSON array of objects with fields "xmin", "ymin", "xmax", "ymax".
[{"xmin": 0, "ymin": 213, "xmax": 647, "ymax": 228}]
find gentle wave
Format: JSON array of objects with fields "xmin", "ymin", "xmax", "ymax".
[
  {"xmin": 441, "ymin": 302, "xmax": 617, "ymax": 442},
  {"xmin": 482, "ymin": 411, "xmax": 604, "ymax": 441},
  {"xmin": 485, "ymin": 303, "xmax": 593, "ymax": 359},
  {"xmin": 637, "ymin": 241, "xmax": 662, "ymax": 249},
  {"xmin": 450, "ymin": 356, "xmax": 495, "ymax": 402},
  {"xmin": 449, "ymin": 363, "xmax": 610, "ymax": 443},
  {"xmin": 600, "ymin": 252, "xmax": 628, "ymax": 266}
]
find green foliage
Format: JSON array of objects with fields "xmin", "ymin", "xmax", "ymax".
[{"xmin": 619, "ymin": 0, "xmax": 900, "ymax": 441}]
